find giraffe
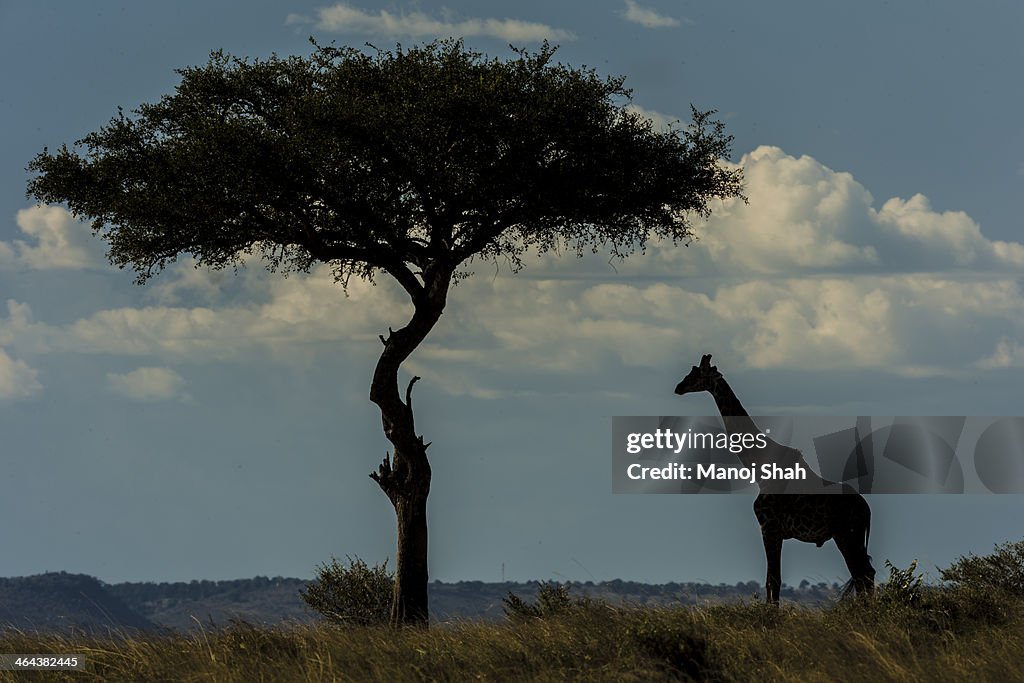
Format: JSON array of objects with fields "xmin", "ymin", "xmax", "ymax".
[{"xmin": 674, "ymin": 354, "xmax": 875, "ymax": 604}]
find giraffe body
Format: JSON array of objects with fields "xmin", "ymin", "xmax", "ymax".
[{"xmin": 676, "ymin": 354, "xmax": 876, "ymax": 604}]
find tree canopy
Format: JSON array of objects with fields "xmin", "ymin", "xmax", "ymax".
[{"xmin": 28, "ymin": 39, "xmax": 742, "ymax": 301}]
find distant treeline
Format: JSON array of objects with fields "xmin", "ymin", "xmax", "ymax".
[
  {"xmin": 108, "ymin": 576, "xmax": 304, "ymax": 604},
  {"xmin": 0, "ymin": 572, "xmax": 843, "ymax": 634}
]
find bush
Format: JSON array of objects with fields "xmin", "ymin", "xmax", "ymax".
[
  {"xmin": 300, "ymin": 556, "xmax": 393, "ymax": 626},
  {"xmin": 940, "ymin": 539, "xmax": 1024, "ymax": 597},
  {"xmin": 502, "ymin": 582, "xmax": 591, "ymax": 620},
  {"xmin": 879, "ymin": 559, "xmax": 924, "ymax": 607},
  {"xmin": 624, "ymin": 611, "xmax": 712, "ymax": 680}
]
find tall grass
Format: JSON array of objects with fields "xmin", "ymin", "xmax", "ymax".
[
  {"xmin": 4, "ymin": 543, "xmax": 1023, "ymax": 681},
  {"xmin": 2, "ymin": 593, "xmax": 1022, "ymax": 682}
]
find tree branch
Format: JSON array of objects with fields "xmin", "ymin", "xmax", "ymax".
[
  {"xmin": 405, "ymin": 375, "xmax": 421, "ymax": 409},
  {"xmin": 380, "ymin": 259, "xmax": 427, "ymax": 302},
  {"xmin": 451, "ymin": 215, "xmax": 507, "ymax": 265},
  {"xmin": 369, "ymin": 451, "xmax": 400, "ymax": 503},
  {"xmin": 299, "ymin": 229, "xmax": 427, "ymax": 301}
]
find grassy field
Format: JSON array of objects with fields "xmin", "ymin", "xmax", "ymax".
[
  {"xmin": 4, "ymin": 544, "xmax": 1024, "ymax": 681},
  {"xmin": 1, "ymin": 587, "xmax": 1023, "ymax": 682}
]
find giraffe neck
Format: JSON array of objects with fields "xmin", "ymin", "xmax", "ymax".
[
  {"xmin": 707, "ymin": 374, "xmax": 825, "ymax": 491},
  {"xmin": 707, "ymin": 375, "xmax": 761, "ymax": 439}
]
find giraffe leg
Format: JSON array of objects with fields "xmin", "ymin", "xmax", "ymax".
[
  {"xmin": 761, "ymin": 530, "xmax": 783, "ymax": 605},
  {"xmin": 857, "ymin": 542, "xmax": 876, "ymax": 595},
  {"xmin": 835, "ymin": 529, "xmax": 874, "ymax": 596}
]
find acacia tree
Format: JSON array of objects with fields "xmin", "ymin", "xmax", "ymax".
[{"xmin": 27, "ymin": 39, "xmax": 743, "ymax": 626}]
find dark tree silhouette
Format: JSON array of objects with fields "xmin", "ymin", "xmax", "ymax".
[{"xmin": 27, "ymin": 39, "xmax": 743, "ymax": 626}]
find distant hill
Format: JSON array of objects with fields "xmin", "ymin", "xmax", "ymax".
[
  {"xmin": 0, "ymin": 573, "xmax": 843, "ymax": 633},
  {"xmin": 106, "ymin": 577, "xmax": 313, "ymax": 632},
  {"xmin": 0, "ymin": 572, "xmax": 157, "ymax": 634}
]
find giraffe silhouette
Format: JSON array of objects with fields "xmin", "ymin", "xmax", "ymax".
[{"xmin": 674, "ymin": 354, "xmax": 875, "ymax": 603}]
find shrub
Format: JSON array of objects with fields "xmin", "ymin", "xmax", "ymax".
[
  {"xmin": 300, "ymin": 556, "xmax": 393, "ymax": 626},
  {"xmin": 879, "ymin": 559, "xmax": 924, "ymax": 607},
  {"xmin": 940, "ymin": 539, "xmax": 1024, "ymax": 597},
  {"xmin": 624, "ymin": 611, "xmax": 712, "ymax": 679},
  {"xmin": 502, "ymin": 582, "xmax": 590, "ymax": 620}
]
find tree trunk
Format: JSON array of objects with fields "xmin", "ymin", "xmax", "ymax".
[
  {"xmin": 368, "ymin": 270, "xmax": 449, "ymax": 627},
  {"xmin": 369, "ymin": 415, "xmax": 431, "ymax": 626},
  {"xmin": 391, "ymin": 486, "xmax": 430, "ymax": 624},
  {"xmin": 370, "ymin": 361, "xmax": 435, "ymax": 628}
]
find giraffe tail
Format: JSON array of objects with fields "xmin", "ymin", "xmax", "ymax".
[{"xmin": 865, "ymin": 505, "xmax": 875, "ymax": 581}]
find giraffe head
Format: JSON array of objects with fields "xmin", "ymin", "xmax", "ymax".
[{"xmin": 674, "ymin": 354, "xmax": 722, "ymax": 395}]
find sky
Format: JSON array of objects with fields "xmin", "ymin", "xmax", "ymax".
[{"xmin": 1, "ymin": 1, "xmax": 1023, "ymax": 589}]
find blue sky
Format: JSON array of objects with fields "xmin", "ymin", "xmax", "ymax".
[{"xmin": 1, "ymin": 1, "xmax": 1023, "ymax": 587}]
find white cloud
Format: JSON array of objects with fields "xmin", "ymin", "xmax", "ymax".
[
  {"xmin": 621, "ymin": 0, "xmax": 684, "ymax": 28},
  {"xmin": 875, "ymin": 194, "xmax": 1024, "ymax": 268},
  {"xmin": 623, "ymin": 103, "xmax": 682, "ymax": 131},
  {"xmin": 977, "ymin": 338, "xmax": 1024, "ymax": 369},
  {"xmin": 714, "ymin": 279, "xmax": 895, "ymax": 369},
  {"xmin": 691, "ymin": 146, "xmax": 881, "ymax": 273},
  {"xmin": 147, "ymin": 257, "xmax": 230, "ymax": 305},
  {"xmin": 1, "ymin": 205, "xmax": 104, "ymax": 270},
  {"xmin": 412, "ymin": 272, "xmax": 1024, "ymax": 388},
  {"xmin": 106, "ymin": 367, "xmax": 189, "ymax": 402},
  {"xmin": 0, "ymin": 266, "xmax": 411, "ymax": 362},
  {"xmin": 626, "ymin": 145, "xmax": 1024, "ymax": 278},
  {"xmin": 290, "ymin": 3, "xmax": 575, "ymax": 41},
  {"xmin": 0, "ymin": 300, "xmax": 59, "ymax": 353},
  {"xmin": 0, "ymin": 348, "xmax": 42, "ymax": 400}
]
